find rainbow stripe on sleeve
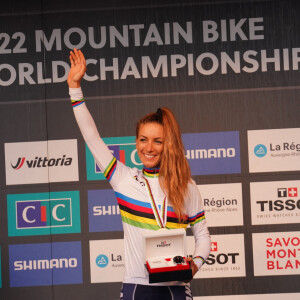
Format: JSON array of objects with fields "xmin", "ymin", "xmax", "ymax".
[
  {"xmin": 104, "ymin": 157, "xmax": 117, "ymax": 182},
  {"xmin": 188, "ymin": 211, "xmax": 205, "ymax": 226},
  {"xmin": 71, "ymin": 99, "xmax": 85, "ymax": 107}
]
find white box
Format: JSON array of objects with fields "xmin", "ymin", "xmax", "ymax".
[{"xmin": 143, "ymin": 228, "xmax": 192, "ymax": 283}]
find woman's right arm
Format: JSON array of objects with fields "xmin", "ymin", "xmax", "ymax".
[{"xmin": 68, "ymin": 49, "xmax": 114, "ymax": 175}]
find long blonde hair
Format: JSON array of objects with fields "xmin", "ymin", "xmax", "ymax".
[{"xmin": 136, "ymin": 107, "xmax": 191, "ymax": 221}]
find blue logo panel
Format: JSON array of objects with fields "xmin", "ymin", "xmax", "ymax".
[
  {"xmin": 9, "ymin": 241, "xmax": 82, "ymax": 287},
  {"xmin": 182, "ymin": 131, "xmax": 241, "ymax": 175},
  {"xmin": 88, "ymin": 189, "xmax": 123, "ymax": 232},
  {"xmin": 86, "ymin": 136, "xmax": 142, "ymax": 181},
  {"xmin": 7, "ymin": 191, "xmax": 81, "ymax": 236}
]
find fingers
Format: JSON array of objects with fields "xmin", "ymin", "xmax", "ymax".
[
  {"xmin": 69, "ymin": 48, "xmax": 85, "ymax": 66},
  {"xmin": 78, "ymin": 49, "xmax": 86, "ymax": 66}
]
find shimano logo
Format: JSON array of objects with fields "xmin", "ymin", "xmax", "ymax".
[
  {"xmin": 185, "ymin": 148, "xmax": 236, "ymax": 159},
  {"xmin": 14, "ymin": 258, "xmax": 77, "ymax": 271},
  {"xmin": 11, "ymin": 155, "xmax": 72, "ymax": 170}
]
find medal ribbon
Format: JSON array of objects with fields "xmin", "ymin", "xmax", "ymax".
[{"xmin": 144, "ymin": 177, "xmax": 167, "ymax": 228}]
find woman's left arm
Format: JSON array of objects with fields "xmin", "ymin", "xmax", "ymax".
[{"xmin": 187, "ymin": 182, "xmax": 211, "ymax": 276}]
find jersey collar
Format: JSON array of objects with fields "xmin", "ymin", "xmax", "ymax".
[{"xmin": 142, "ymin": 166, "xmax": 160, "ymax": 178}]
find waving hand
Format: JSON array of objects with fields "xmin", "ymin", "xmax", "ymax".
[{"xmin": 67, "ymin": 48, "xmax": 87, "ymax": 88}]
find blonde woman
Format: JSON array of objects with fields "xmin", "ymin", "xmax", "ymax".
[{"xmin": 68, "ymin": 49, "xmax": 211, "ymax": 300}]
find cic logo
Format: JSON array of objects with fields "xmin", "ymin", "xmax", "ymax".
[
  {"xmin": 86, "ymin": 136, "xmax": 142, "ymax": 180},
  {"xmin": 7, "ymin": 191, "xmax": 81, "ymax": 236}
]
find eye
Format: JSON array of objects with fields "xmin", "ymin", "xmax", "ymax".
[
  {"xmin": 155, "ymin": 140, "xmax": 163, "ymax": 144},
  {"xmin": 139, "ymin": 138, "xmax": 146, "ymax": 142}
]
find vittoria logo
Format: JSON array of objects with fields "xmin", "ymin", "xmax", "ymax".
[
  {"xmin": 5, "ymin": 140, "xmax": 79, "ymax": 185},
  {"xmin": 11, "ymin": 155, "xmax": 72, "ymax": 170}
]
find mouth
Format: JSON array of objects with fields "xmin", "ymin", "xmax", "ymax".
[{"xmin": 144, "ymin": 153, "xmax": 156, "ymax": 159}]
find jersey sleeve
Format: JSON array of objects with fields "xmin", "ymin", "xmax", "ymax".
[
  {"xmin": 186, "ymin": 181, "xmax": 211, "ymax": 270},
  {"xmin": 71, "ymin": 92, "xmax": 129, "ymax": 188}
]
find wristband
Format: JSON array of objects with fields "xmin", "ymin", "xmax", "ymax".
[
  {"xmin": 193, "ymin": 256, "xmax": 205, "ymax": 269},
  {"xmin": 69, "ymin": 87, "xmax": 84, "ymax": 101}
]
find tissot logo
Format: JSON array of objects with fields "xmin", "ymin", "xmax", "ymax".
[
  {"xmin": 278, "ymin": 187, "xmax": 298, "ymax": 198},
  {"xmin": 188, "ymin": 234, "xmax": 246, "ymax": 279},
  {"xmin": 5, "ymin": 140, "xmax": 79, "ymax": 185},
  {"xmin": 7, "ymin": 191, "xmax": 81, "ymax": 236},
  {"xmin": 250, "ymin": 180, "xmax": 300, "ymax": 225},
  {"xmin": 211, "ymin": 242, "xmax": 218, "ymax": 252},
  {"xmin": 11, "ymin": 155, "xmax": 72, "ymax": 170}
]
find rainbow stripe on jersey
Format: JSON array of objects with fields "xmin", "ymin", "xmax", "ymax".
[{"xmin": 116, "ymin": 191, "xmax": 190, "ymax": 230}]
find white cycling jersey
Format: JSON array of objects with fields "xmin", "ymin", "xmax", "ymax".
[{"xmin": 71, "ymin": 89, "xmax": 211, "ymax": 286}]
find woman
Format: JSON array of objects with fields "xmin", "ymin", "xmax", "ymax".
[{"xmin": 68, "ymin": 49, "xmax": 211, "ymax": 300}]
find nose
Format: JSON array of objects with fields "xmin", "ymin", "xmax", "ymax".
[{"xmin": 145, "ymin": 141, "xmax": 154, "ymax": 152}]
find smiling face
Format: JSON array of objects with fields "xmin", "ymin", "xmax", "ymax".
[{"xmin": 136, "ymin": 122, "xmax": 164, "ymax": 168}]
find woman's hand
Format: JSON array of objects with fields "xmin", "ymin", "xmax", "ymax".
[
  {"xmin": 186, "ymin": 257, "xmax": 199, "ymax": 280},
  {"xmin": 67, "ymin": 48, "xmax": 87, "ymax": 88}
]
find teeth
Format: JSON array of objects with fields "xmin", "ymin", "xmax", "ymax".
[{"xmin": 145, "ymin": 154, "xmax": 155, "ymax": 158}]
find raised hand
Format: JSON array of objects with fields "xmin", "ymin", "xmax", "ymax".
[{"xmin": 67, "ymin": 48, "xmax": 87, "ymax": 88}]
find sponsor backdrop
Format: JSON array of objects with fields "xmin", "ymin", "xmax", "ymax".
[{"xmin": 0, "ymin": 0, "xmax": 299, "ymax": 299}]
